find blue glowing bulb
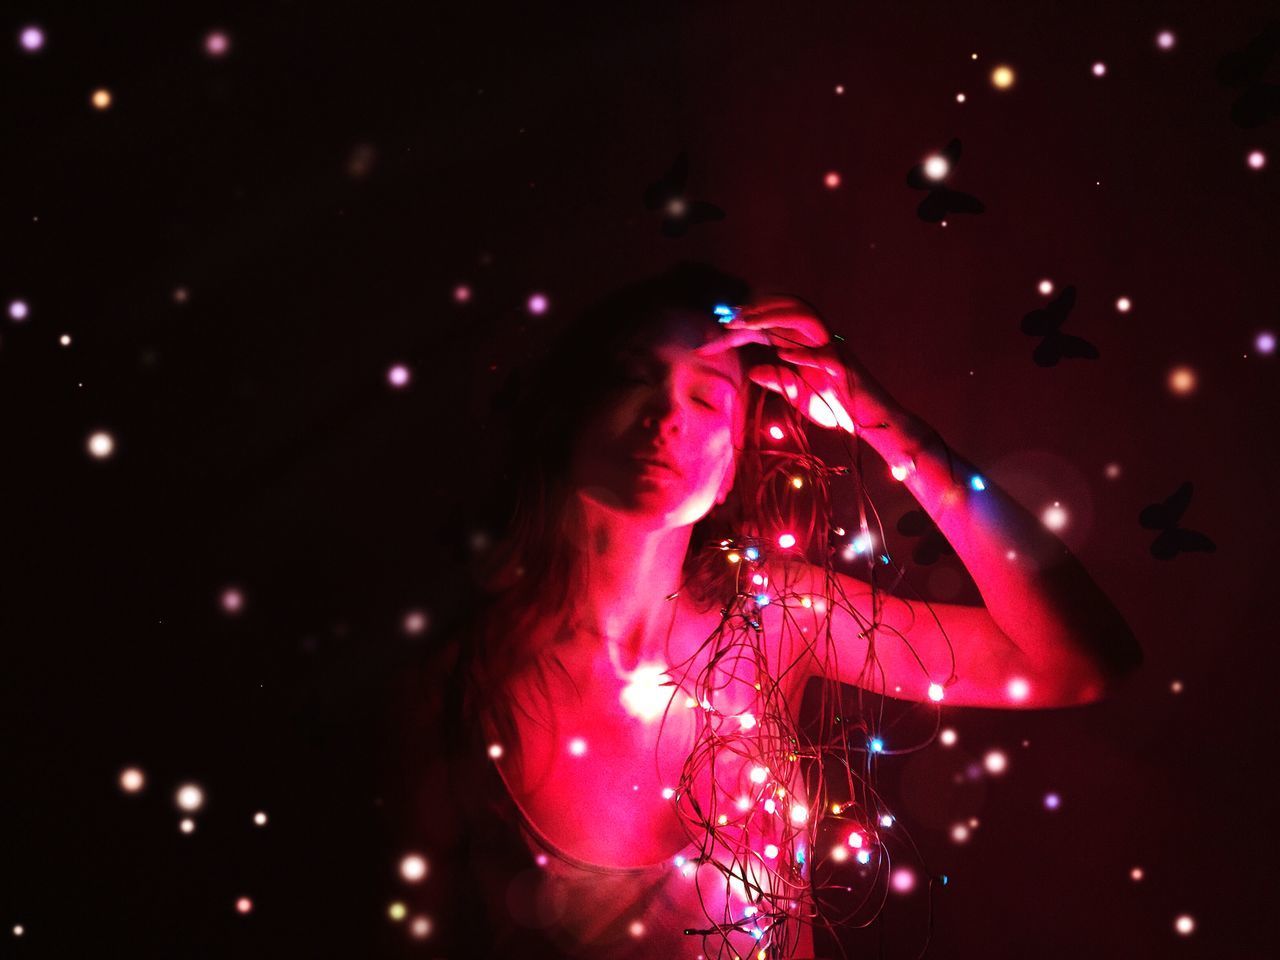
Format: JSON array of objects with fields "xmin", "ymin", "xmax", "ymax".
[
  {"xmin": 756, "ymin": 594, "xmax": 771, "ymax": 606},
  {"xmin": 712, "ymin": 303, "xmax": 739, "ymax": 323},
  {"xmin": 869, "ymin": 737, "xmax": 885, "ymax": 753},
  {"xmin": 855, "ymin": 849, "xmax": 871, "ymax": 864},
  {"xmin": 752, "ymin": 928, "xmax": 764, "ymax": 940},
  {"xmin": 969, "ymin": 475, "xmax": 986, "ymax": 491},
  {"xmin": 744, "ymin": 546, "xmax": 759, "ymax": 561}
]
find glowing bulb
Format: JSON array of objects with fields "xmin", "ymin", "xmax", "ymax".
[
  {"xmin": 891, "ymin": 868, "xmax": 916, "ymax": 893},
  {"xmin": 880, "ymin": 814, "xmax": 894, "ymax": 827},
  {"xmin": 19, "ymin": 26, "xmax": 44, "ymax": 51},
  {"xmin": 1254, "ymin": 331, "xmax": 1275, "ymax": 355},
  {"xmin": 629, "ymin": 920, "xmax": 645, "ymax": 937},
  {"xmin": 235, "ymin": 897, "xmax": 252, "ymax": 914},
  {"xmin": 928, "ymin": 683, "xmax": 945, "ymax": 702},
  {"xmin": 727, "ymin": 552, "xmax": 741, "ymax": 563},
  {"xmin": 1247, "ymin": 150, "xmax": 1266, "ymax": 170},
  {"xmin": 890, "ymin": 463, "xmax": 911, "ymax": 481},
  {"xmin": 869, "ymin": 737, "xmax": 884, "ymax": 753},
  {"xmin": 526, "ymin": 292, "xmax": 548, "ymax": 315},
  {"xmin": 824, "ymin": 171, "xmax": 841, "ymax": 189},
  {"xmin": 739, "ymin": 712, "xmax": 757, "ymax": 730},
  {"xmin": 736, "ymin": 795, "xmax": 751, "ymax": 811},
  {"xmin": 662, "ymin": 787, "xmax": 675, "ymax": 800},
  {"xmin": 1091, "ymin": 61, "xmax": 1106, "ymax": 77},
  {"xmin": 790, "ymin": 804, "xmax": 808, "ymax": 824},
  {"xmin": 984, "ymin": 750, "xmax": 1008, "ymax": 774},
  {"xmin": 254, "ymin": 811, "xmax": 268, "ymax": 826},
  {"xmin": 619, "ymin": 662, "xmax": 673, "ymax": 721},
  {"xmin": 745, "ymin": 546, "xmax": 759, "ymax": 560},
  {"xmin": 923, "ymin": 155, "xmax": 949, "ymax": 180},
  {"xmin": 1115, "ymin": 296, "xmax": 1132, "ymax": 313},
  {"xmin": 1038, "ymin": 279, "xmax": 1053, "ymax": 295},
  {"xmin": 1044, "ymin": 792, "xmax": 1061, "ymax": 810},
  {"xmin": 764, "ymin": 843, "xmax": 779, "ymax": 859},
  {"xmin": 568, "ymin": 737, "xmax": 587, "ymax": 756},
  {"xmin": 388, "ymin": 902, "xmax": 407, "ymax": 921},
  {"xmin": 91, "ymin": 88, "xmax": 112, "ymax": 109},
  {"xmin": 799, "ymin": 595, "xmax": 812, "ymax": 608},
  {"xmin": 119, "ymin": 767, "xmax": 145, "ymax": 793},
  {"xmin": 409, "ymin": 916, "xmax": 432, "ymax": 939},
  {"xmin": 205, "ymin": 30, "xmax": 231, "ymax": 57},
  {"xmin": 939, "ymin": 728, "xmax": 957, "ymax": 746},
  {"xmin": 1156, "ymin": 30, "xmax": 1175, "ymax": 50},
  {"xmin": 856, "ymin": 849, "xmax": 871, "ymax": 864},
  {"xmin": 176, "ymin": 784, "xmax": 204, "ymax": 811},
  {"xmin": 1007, "ymin": 677, "xmax": 1030, "ymax": 701},
  {"xmin": 755, "ymin": 594, "xmax": 770, "ymax": 606},
  {"xmin": 847, "ymin": 832, "xmax": 863, "ymax": 848},
  {"xmin": 768, "ymin": 425, "xmax": 784, "ymax": 440},
  {"xmin": 1168, "ymin": 365, "xmax": 1197, "ymax": 395},
  {"xmin": 179, "ymin": 818, "xmax": 195, "ymax": 833},
  {"xmin": 777, "ymin": 533, "xmax": 796, "ymax": 549},
  {"xmin": 991, "ymin": 65, "xmax": 1015, "ymax": 89},
  {"xmin": 487, "ymin": 743, "xmax": 503, "ymax": 759},
  {"xmin": 387, "ymin": 364, "xmax": 411, "ymax": 388},
  {"xmin": 400, "ymin": 854, "xmax": 428, "ymax": 882},
  {"xmin": 1174, "ymin": 915, "xmax": 1195, "ymax": 936},
  {"xmin": 831, "ymin": 845, "xmax": 849, "ymax": 862},
  {"xmin": 968, "ymin": 475, "xmax": 986, "ymax": 491},
  {"xmin": 9, "ymin": 299, "xmax": 28, "ymax": 320},
  {"xmin": 764, "ymin": 798, "xmax": 776, "ymax": 814},
  {"xmin": 87, "ymin": 431, "xmax": 115, "ymax": 459},
  {"xmin": 951, "ymin": 823, "xmax": 970, "ymax": 843},
  {"xmin": 750, "ymin": 766, "xmax": 768, "ymax": 784},
  {"xmin": 453, "ymin": 284, "xmax": 472, "ymax": 303},
  {"xmin": 1130, "ymin": 866, "xmax": 1144, "ymax": 881},
  {"xmin": 790, "ymin": 476, "xmax": 803, "ymax": 489}
]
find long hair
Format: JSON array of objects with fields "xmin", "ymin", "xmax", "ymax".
[{"xmin": 454, "ymin": 261, "xmax": 799, "ymax": 755}]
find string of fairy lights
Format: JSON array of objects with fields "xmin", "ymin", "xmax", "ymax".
[{"xmin": 625, "ymin": 303, "xmax": 961, "ymax": 958}]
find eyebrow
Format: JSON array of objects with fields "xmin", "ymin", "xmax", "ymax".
[
  {"xmin": 691, "ymin": 362, "xmax": 741, "ymax": 391},
  {"xmin": 620, "ymin": 348, "xmax": 739, "ymax": 390}
]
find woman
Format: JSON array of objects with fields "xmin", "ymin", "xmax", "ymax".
[{"xmin": 392, "ymin": 261, "xmax": 1142, "ymax": 959}]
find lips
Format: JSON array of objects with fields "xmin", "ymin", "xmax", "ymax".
[{"xmin": 630, "ymin": 453, "xmax": 681, "ymax": 475}]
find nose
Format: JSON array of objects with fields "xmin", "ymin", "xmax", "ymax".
[{"xmin": 640, "ymin": 387, "xmax": 683, "ymax": 435}]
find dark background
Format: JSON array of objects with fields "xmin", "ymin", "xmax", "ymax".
[{"xmin": 3, "ymin": 1, "xmax": 1277, "ymax": 957}]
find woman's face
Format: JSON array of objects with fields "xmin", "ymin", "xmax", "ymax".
[{"xmin": 569, "ymin": 310, "xmax": 746, "ymax": 527}]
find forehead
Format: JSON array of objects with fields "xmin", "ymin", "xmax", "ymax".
[{"xmin": 619, "ymin": 308, "xmax": 743, "ymax": 383}]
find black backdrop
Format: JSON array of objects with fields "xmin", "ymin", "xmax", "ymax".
[{"xmin": 3, "ymin": 2, "xmax": 1277, "ymax": 957}]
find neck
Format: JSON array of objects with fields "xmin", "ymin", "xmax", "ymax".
[{"xmin": 560, "ymin": 492, "xmax": 693, "ymax": 665}]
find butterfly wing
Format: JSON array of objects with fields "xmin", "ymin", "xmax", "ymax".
[
  {"xmin": 1055, "ymin": 334, "xmax": 1101, "ymax": 360},
  {"xmin": 685, "ymin": 200, "xmax": 726, "ymax": 225},
  {"xmin": 1022, "ymin": 286, "xmax": 1075, "ymax": 336},
  {"xmin": 916, "ymin": 191, "xmax": 947, "ymax": 223},
  {"xmin": 937, "ymin": 188, "xmax": 985, "ymax": 215},
  {"xmin": 1032, "ymin": 335, "xmax": 1062, "ymax": 367},
  {"xmin": 1173, "ymin": 529, "xmax": 1217, "ymax": 554}
]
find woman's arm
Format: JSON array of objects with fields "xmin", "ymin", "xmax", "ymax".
[
  {"xmin": 704, "ymin": 296, "xmax": 1144, "ymax": 709},
  {"xmin": 793, "ymin": 408, "xmax": 1143, "ymax": 709}
]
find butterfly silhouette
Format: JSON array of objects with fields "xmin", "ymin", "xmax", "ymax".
[
  {"xmin": 906, "ymin": 138, "xmax": 985, "ymax": 223},
  {"xmin": 1215, "ymin": 20, "xmax": 1280, "ymax": 128},
  {"xmin": 896, "ymin": 509, "xmax": 955, "ymax": 566},
  {"xmin": 642, "ymin": 152, "xmax": 726, "ymax": 237},
  {"xmin": 1020, "ymin": 285, "xmax": 1100, "ymax": 367},
  {"xmin": 1139, "ymin": 481, "xmax": 1216, "ymax": 560}
]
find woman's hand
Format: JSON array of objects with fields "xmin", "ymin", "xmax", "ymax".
[{"xmin": 697, "ymin": 294, "xmax": 908, "ymax": 436}]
